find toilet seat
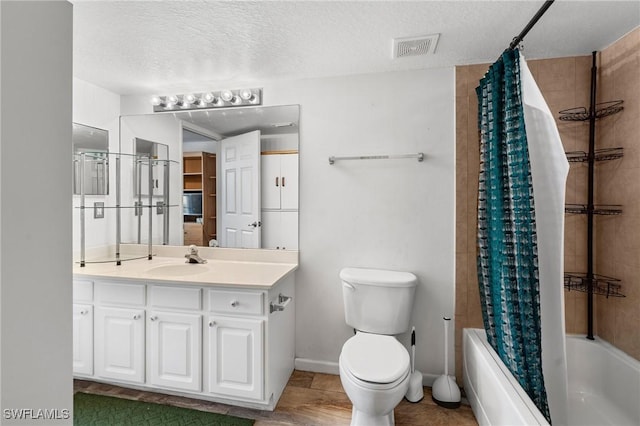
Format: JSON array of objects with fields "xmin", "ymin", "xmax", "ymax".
[{"xmin": 340, "ymin": 333, "xmax": 410, "ymax": 386}]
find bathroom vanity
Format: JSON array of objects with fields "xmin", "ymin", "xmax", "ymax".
[{"xmin": 72, "ymin": 246, "xmax": 297, "ymax": 410}]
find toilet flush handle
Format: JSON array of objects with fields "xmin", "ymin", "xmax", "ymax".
[{"xmin": 343, "ymin": 282, "xmax": 355, "ymax": 291}]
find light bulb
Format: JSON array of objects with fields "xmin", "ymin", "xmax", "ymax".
[
  {"xmin": 230, "ymin": 96, "xmax": 242, "ymax": 105},
  {"xmin": 150, "ymin": 96, "xmax": 163, "ymax": 106},
  {"xmin": 183, "ymin": 94, "xmax": 197, "ymax": 105},
  {"xmin": 239, "ymin": 89, "xmax": 254, "ymax": 101},
  {"xmin": 203, "ymin": 92, "xmax": 215, "ymax": 103},
  {"xmin": 220, "ymin": 90, "xmax": 234, "ymax": 102},
  {"xmin": 167, "ymin": 95, "xmax": 178, "ymax": 104}
]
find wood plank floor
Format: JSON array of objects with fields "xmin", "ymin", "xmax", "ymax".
[{"xmin": 74, "ymin": 371, "xmax": 478, "ymax": 425}]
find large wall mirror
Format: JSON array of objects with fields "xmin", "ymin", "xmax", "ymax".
[
  {"xmin": 73, "ymin": 122, "xmax": 109, "ymax": 195},
  {"xmin": 120, "ymin": 104, "xmax": 299, "ymax": 251}
]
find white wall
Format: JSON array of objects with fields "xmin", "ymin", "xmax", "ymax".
[
  {"xmin": 1, "ymin": 2, "xmax": 73, "ymax": 423},
  {"xmin": 72, "ymin": 78, "xmax": 121, "ymax": 258},
  {"xmin": 121, "ymin": 67, "xmax": 456, "ymax": 380}
]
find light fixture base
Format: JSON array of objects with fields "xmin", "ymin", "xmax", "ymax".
[{"xmin": 151, "ymin": 88, "xmax": 262, "ymax": 112}]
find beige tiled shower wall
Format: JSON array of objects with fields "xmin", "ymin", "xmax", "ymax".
[
  {"xmin": 454, "ymin": 27, "xmax": 640, "ymax": 382},
  {"xmin": 594, "ymin": 28, "xmax": 640, "ymax": 360}
]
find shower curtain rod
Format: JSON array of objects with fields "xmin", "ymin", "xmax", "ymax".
[{"xmin": 506, "ymin": 0, "xmax": 555, "ymax": 51}]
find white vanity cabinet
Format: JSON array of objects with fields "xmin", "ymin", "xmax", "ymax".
[
  {"xmin": 206, "ymin": 289, "xmax": 265, "ymax": 400},
  {"xmin": 73, "ymin": 280, "xmax": 94, "ymax": 376},
  {"xmin": 95, "ymin": 306, "xmax": 146, "ymax": 384},
  {"xmin": 73, "ymin": 268, "xmax": 296, "ymax": 411},
  {"xmin": 147, "ymin": 285, "xmax": 203, "ymax": 392},
  {"xmin": 73, "ymin": 304, "xmax": 94, "ymax": 375},
  {"xmin": 94, "ymin": 282, "xmax": 146, "ymax": 384}
]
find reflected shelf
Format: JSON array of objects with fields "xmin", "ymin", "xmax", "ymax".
[{"xmin": 76, "ymin": 254, "xmax": 156, "ymax": 266}]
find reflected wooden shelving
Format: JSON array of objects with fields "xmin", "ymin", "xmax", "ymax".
[{"xmin": 183, "ymin": 152, "xmax": 216, "ymax": 246}]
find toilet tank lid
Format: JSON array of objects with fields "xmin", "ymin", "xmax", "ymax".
[{"xmin": 340, "ymin": 267, "xmax": 417, "ymax": 287}]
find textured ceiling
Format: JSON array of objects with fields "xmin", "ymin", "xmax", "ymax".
[{"xmin": 72, "ymin": 1, "xmax": 640, "ymax": 95}]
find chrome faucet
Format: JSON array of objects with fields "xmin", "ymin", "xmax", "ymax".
[{"xmin": 185, "ymin": 245, "xmax": 207, "ymax": 264}]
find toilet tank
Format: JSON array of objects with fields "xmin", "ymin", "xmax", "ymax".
[{"xmin": 340, "ymin": 267, "xmax": 417, "ymax": 335}]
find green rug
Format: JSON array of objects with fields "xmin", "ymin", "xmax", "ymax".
[{"xmin": 74, "ymin": 392, "xmax": 254, "ymax": 426}]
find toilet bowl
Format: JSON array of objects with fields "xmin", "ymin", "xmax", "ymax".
[
  {"xmin": 338, "ymin": 267, "xmax": 418, "ymax": 426},
  {"xmin": 339, "ymin": 333, "xmax": 411, "ymax": 426}
]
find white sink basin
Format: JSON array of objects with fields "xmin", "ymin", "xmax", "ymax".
[{"xmin": 146, "ymin": 263, "xmax": 209, "ymax": 277}]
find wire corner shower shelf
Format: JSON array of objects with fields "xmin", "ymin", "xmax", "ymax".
[
  {"xmin": 564, "ymin": 273, "xmax": 625, "ymax": 298},
  {"xmin": 559, "ymin": 100, "xmax": 624, "ymax": 121},
  {"xmin": 560, "ymin": 51, "xmax": 625, "ymax": 338},
  {"xmin": 565, "ymin": 147, "xmax": 624, "ymax": 163}
]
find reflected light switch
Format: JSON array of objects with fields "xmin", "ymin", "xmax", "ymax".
[{"xmin": 94, "ymin": 202, "xmax": 104, "ymax": 219}]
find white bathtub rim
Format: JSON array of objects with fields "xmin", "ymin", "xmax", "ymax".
[
  {"xmin": 463, "ymin": 328, "xmax": 550, "ymax": 426},
  {"xmin": 566, "ymin": 333, "xmax": 639, "ymax": 371},
  {"xmin": 464, "ymin": 328, "xmax": 640, "ymax": 426}
]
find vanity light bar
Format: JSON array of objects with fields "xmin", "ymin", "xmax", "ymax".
[{"xmin": 151, "ymin": 88, "xmax": 262, "ymax": 112}]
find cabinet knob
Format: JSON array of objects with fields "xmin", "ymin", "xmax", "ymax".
[
  {"xmin": 282, "ymin": 176, "xmax": 286, "ymax": 187},
  {"xmin": 209, "ymin": 321, "xmax": 216, "ymax": 327},
  {"xmin": 150, "ymin": 316, "xmax": 158, "ymax": 321},
  {"xmin": 133, "ymin": 314, "xmax": 141, "ymax": 320},
  {"xmin": 231, "ymin": 300, "xmax": 239, "ymax": 307},
  {"xmin": 80, "ymin": 310, "xmax": 88, "ymax": 315},
  {"xmin": 275, "ymin": 177, "xmax": 279, "ymax": 187}
]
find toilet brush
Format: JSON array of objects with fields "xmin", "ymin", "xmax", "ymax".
[
  {"xmin": 405, "ymin": 326, "xmax": 424, "ymax": 402},
  {"xmin": 432, "ymin": 316, "xmax": 461, "ymax": 408}
]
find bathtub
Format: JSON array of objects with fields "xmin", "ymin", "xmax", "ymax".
[{"xmin": 463, "ymin": 328, "xmax": 640, "ymax": 426}]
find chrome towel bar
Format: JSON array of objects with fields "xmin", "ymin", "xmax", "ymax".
[{"xmin": 328, "ymin": 152, "xmax": 424, "ymax": 165}]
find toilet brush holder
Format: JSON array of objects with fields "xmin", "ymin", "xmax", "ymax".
[
  {"xmin": 432, "ymin": 317, "xmax": 461, "ymax": 409},
  {"xmin": 405, "ymin": 326, "xmax": 424, "ymax": 402}
]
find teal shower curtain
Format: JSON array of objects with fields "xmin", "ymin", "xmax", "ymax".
[{"xmin": 476, "ymin": 49, "xmax": 551, "ymax": 422}]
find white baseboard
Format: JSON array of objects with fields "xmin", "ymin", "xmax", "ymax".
[
  {"xmin": 294, "ymin": 357, "xmax": 441, "ymax": 388},
  {"xmin": 294, "ymin": 358, "xmax": 340, "ymax": 375},
  {"xmin": 422, "ymin": 372, "xmax": 440, "ymax": 387}
]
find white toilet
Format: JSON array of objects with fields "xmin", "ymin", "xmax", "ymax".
[{"xmin": 338, "ymin": 267, "xmax": 418, "ymax": 426}]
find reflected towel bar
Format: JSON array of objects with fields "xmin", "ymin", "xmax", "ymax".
[{"xmin": 328, "ymin": 152, "xmax": 424, "ymax": 165}]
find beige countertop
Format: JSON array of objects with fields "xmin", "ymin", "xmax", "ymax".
[{"xmin": 73, "ymin": 246, "xmax": 298, "ymax": 289}]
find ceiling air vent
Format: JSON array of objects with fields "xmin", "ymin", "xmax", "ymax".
[{"xmin": 392, "ymin": 34, "xmax": 440, "ymax": 59}]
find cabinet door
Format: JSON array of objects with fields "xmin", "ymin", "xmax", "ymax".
[
  {"xmin": 148, "ymin": 311, "xmax": 202, "ymax": 392},
  {"xmin": 95, "ymin": 306, "xmax": 145, "ymax": 383},
  {"xmin": 207, "ymin": 316, "xmax": 264, "ymax": 400},
  {"xmin": 279, "ymin": 154, "xmax": 299, "ymax": 210},
  {"xmin": 261, "ymin": 155, "xmax": 282, "ymax": 210},
  {"xmin": 279, "ymin": 211, "xmax": 298, "ymax": 250},
  {"xmin": 73, "ymin": 304, "xmax": 93, "ymax": 376},
  {"xmin": 260, "ymin": 211, "xmax": 280, "ymax": 249},
  {"xmin": 261, "ymin": 211, "xmax": 298, "ymax": 250}
]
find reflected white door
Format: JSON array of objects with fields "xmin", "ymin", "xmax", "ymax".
[{"xmin": 220, "ymin": 130, "xmax": 261, "ymax": 248}]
